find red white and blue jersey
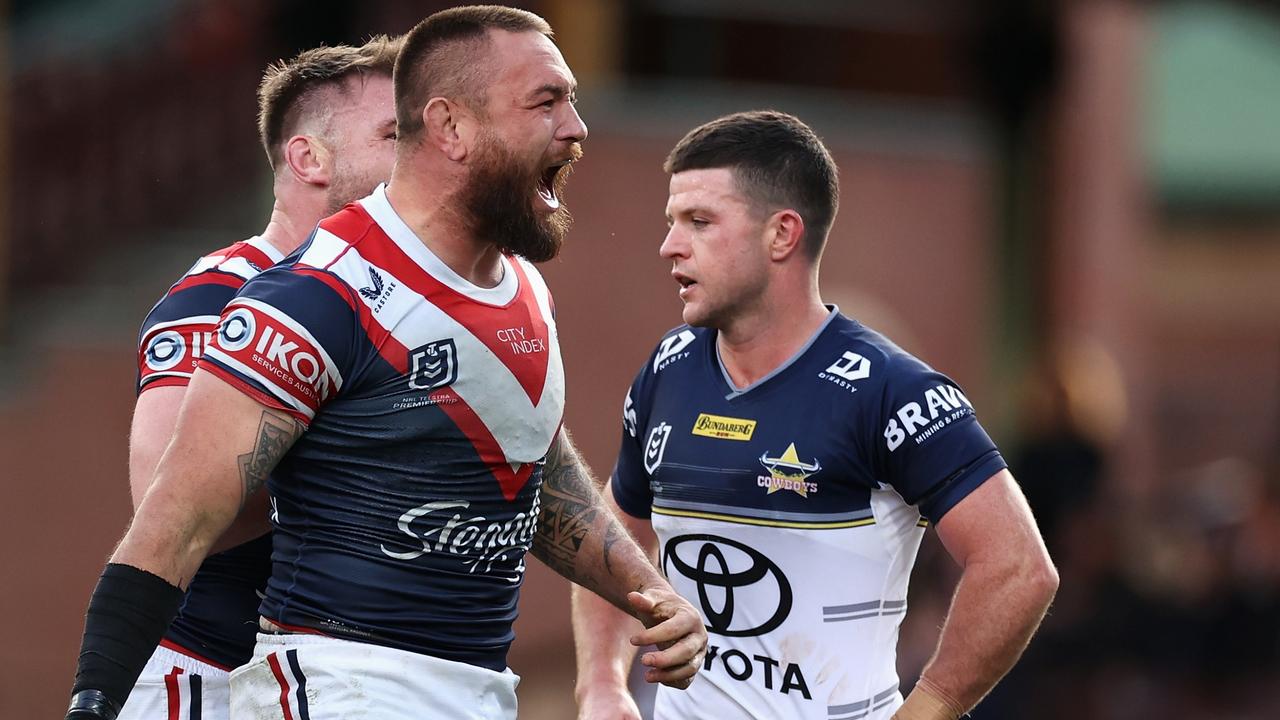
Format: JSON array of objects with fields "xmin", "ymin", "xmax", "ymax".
[
  {"xmin": 198, "ymin": 184, "xmax": 565, "ymax": 671},
  {"xmin": 613, "ymin": 309, "xmax": 1006, "ymax": 720},
  {"xmin": 136, "ymin": 235, "xmax": 283, "ymax": 670}
]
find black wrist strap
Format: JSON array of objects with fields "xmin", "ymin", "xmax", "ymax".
[
  {"xmin": 66, "ymin": 689, "xmax": 121, "ymax": 719},
  {"xmin": 69, "ymin": 563, "xmax": 185, "ymax": 715}
]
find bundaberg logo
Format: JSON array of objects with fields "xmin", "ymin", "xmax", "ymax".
[{"xmin": 691, "ymin": 413, "xmax": 757, "ymax": 441}]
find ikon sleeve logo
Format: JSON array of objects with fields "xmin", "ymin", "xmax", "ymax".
[
  {"xmin": 206, "ymin": 300, "xmax": 341, "ymax": 417},
  {"xmin": 139, "ymin": 318, "xmax": 219, "ymax": 386}
]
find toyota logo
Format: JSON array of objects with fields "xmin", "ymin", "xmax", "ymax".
[{"xmin": 662, "ymin": 534, "xmax": 792, "ymax": 637}]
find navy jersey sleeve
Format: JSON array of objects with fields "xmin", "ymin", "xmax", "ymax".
[
  {"xmin": 873, "ymin": 356, "xmax": 1007, "ymax": 523},
  {"xmin": 137, "ymin": 279, "xmax": 241, "ymax": 394},
  {"xmin": 198, "ymin": 267, "xmax": 361, "ymax": 426},
  {"xmin": 611, "ymin": 363, "xmax": 656, "ymax": 519}
]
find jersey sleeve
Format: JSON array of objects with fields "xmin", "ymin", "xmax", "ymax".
[
  {"xmin": 611, "ymin": 364, "xmax": 655, "ymax": 519},
  {"xmin": 198, "ymin": 267, "xmax": 360, "ymax": 426},
  {"xmin": 137, "ymin": 279, "xmax": 242, "ymax": 394},
  {"xmin": 873, "ymin": 357, "xmax": 1007, "ymax": 523}
]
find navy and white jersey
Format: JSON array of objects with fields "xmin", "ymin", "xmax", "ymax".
[
  {"xmin": 136, "ymin": 235, "xmax": 283, "ymax": 669},
  {"xmin": 613, "ymin": 309, "xmax": 1006, "ymax": 720},
  {"xmin": 199, "ymin": 184, "xmax": 565, "ymax": 671}
]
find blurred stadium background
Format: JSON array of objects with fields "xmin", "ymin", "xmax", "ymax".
[{"xmin": 3, "ymin": 0, "xmax": 1279, "ymax": 717}]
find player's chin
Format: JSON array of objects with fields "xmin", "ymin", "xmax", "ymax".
[{"xmin": 680, "ymin": 303, "xmax": 711, "ymax": 328}]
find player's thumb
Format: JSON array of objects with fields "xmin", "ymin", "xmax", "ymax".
[{"xmin": 626, "ymin": 590, "xmax": 657, "ymax": 616}]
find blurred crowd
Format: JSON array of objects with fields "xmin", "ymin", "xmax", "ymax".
[{"xmin": 902, "ymin": 349, "xmax": 1280, "ymax": 719}]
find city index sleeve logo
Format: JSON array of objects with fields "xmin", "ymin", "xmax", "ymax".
[
  {"xmin": 653, "ymin": 330, "xmax": 697, "ymax": 372},
  {"xmin": 884, "ymin": 383, "xmax": 974, "ymax": 451},
  {"xmin": 691, "ymin": 413, "xmax": 757, "ymax": 441}
]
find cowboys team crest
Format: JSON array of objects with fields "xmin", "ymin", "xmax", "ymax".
[{"xmin": 757, "ymin": 443, "xmax": 822, "ymax": 497}]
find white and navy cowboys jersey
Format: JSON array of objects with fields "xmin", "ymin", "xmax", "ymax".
[
  {"xmin": 198, "ymin": 184, "xmax": 564, "ymax": 671},
  {"xmin": 613, "ymin": 309, "xmax": 1006, "ymax": 720},
  {"xmin": 136, "ymin": 235, "xmax": 282, "ymax": 670}
]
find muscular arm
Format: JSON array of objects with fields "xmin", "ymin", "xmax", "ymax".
[
  {"xmin": 68, "ymin": 370, "xmax": 303, "ymax": 717},
  {"xmin": 895, "ymin": 469, "xmax": 1059, "ymax": 719},
  {"xmin": 571, "ymin": 483, "xmax": 662, "ymax": 719},
  {"xmin": 532, "ymin": 430, "xmax": 706, "ymax": 690},
  {"xmin": 117, "ymin": 369, "xmax": 302, "ymax": 586},
  {"xmin": 129, "ymin": 385, "xmax": 272, "ymax": 556}
]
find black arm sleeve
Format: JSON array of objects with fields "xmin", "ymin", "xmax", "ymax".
[{"xmin": 67, "ymin": 563, "xmax": 185, "ymax": 719}]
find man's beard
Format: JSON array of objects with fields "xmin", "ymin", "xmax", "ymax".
[{"xmin": 460, "ymin": 132, "xmax": 577, "ymax": 263}]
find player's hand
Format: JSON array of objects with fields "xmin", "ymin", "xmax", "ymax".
[
  {"xmin": 576, "ymin": 685, "xmax": 642, "ymax": 720},
  {"xmin": 627, "ymin": 587, "xmax": 707, "ymax": 689}
]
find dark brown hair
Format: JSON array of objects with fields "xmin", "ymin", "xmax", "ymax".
[
  {"xmin": 665, "ymin": 110, "xmax": 840, "ymax": 258},
  {"xmin": 257, "ymin": 35, "xmax": 402, "ymax": 170}
]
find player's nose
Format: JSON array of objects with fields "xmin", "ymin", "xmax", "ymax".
[
  {"xmin": 659, "ymin": 226, "xmax": 687, "ymax": 259},
  {"xmin": 557, "ymin": 103, "xmax": 588, "ymax": 144}
]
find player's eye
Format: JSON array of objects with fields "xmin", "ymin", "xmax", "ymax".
[{"xmin": 691, "ymin": 218, "xmax": 709, "ymax": 229}]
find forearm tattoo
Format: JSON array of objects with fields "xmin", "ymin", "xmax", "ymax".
[
  {"xmin": 235, "ymin": 411, "xmax": 301, "ymax": 505},
  {"xmin": 533, "ymin": 434, "xmax": 624, "ymax": 590}
]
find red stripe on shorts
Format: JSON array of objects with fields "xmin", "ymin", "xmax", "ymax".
[
  {"xmin": 164, "ymin": 666, "xmax": 184, "ymax": 720},
  {"xmin": 267, "ymin": 652, "xmax": 296, "ymax": 720}
]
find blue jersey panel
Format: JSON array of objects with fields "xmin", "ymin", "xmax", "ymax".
[{"xmin": 612, "ymin": 311, "xmax": 1005, "ymax": 526}]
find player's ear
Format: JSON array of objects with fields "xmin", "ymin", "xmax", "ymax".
[
  {"xmin": 424, "ymin": 97, "xmax": 475, "ymax": 162},
  {"xmin": 283, "ymin": 135, "xmax": 331, "ymax": 188},
  {"xmin": 766, "ymin": 209, "xmax": 806, "ymax": 262}
]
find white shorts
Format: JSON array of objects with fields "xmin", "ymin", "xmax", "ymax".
[
  {"xmin": 119, "ymin": 642, "xmax": 232, "ymax": 720},
  {"xmin": 229, "ymin": 632, "xmax": 520, "ymax": 719}
]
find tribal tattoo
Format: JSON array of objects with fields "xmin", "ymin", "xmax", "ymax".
[
  {"xmin": 235, "ymin": 410, "xmax": 302, "ymax": 505},
  {"xmin": 532, "ymin": 433, "xmax": 626, "ymax": 593}
]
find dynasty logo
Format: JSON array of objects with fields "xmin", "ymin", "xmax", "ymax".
[{"xmin": 757, "ymin": 443, "xmax": 821, "ymax": 497}]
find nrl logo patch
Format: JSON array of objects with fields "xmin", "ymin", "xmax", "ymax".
[
  {"xmin": 408, "ymin": 339, "xmax": 458, "ymax": 391},
  {"xmin": 644, "ymin": 422, "xmax": 672, "ymax": 475}
]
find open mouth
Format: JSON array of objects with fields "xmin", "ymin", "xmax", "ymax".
[
  {"xmin": 537, "ymin": 162, "xmax": 567, "ymax": 210},
  {"xmin": 674, "ymin": 272, "xmax": 697, "ymax": 295}
]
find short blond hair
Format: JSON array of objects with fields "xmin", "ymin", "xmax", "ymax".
[{"xmin": 257, "ymin": 34, "xmax": 402, "ymax": 170}]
